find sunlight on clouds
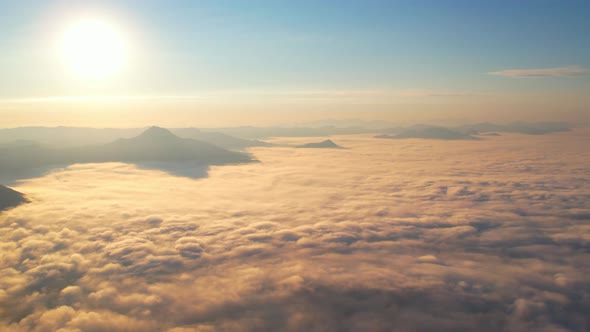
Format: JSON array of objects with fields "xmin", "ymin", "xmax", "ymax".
[
  {"xmin": 1, "ymin": 131, "xmax": 589, "ymax": 331},
  {"xmin": 488, "ymin": 66, "xmax": 590, "ymax": 78}
]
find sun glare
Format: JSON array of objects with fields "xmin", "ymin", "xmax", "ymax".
[{"xmin": 58, "ymin": 18, "xmax": 127, "ymax": 80}]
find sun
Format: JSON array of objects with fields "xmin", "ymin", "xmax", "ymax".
[{"xmin": 58, "ymin": 18, "xmax": 127, "ymax": 80}]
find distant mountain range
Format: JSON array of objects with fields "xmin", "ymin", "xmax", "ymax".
[
  {"xmin": 377, "ymin": 126, "xmax": 478, "ymax": 140},
  {"xmin": 377, "ymin": 122, "xmax": 571, "ymax": 140},
  {"xmin": 0, "ymin": 127, "xmax": 253, "ymax": 182},
  {"xmin": 199, "ymin": 126, "xmax": 373, "ymax": 139},
  {"xmin": 78, "ymin": 126, "xmax": 252, "ymax": 164},
  {"xmin": 296, "ymin": 140, "xmax": 345, "ymax": 149},
  {"xmin": 0, "ymin": 125, "xmax": 370, "ymax": 146},
  {"xmin": 0, "ymin": 127, "xmax": 271, "ymax": 150},
  {"xmin": 0, "ymin": 185, "xmax": 27, "ymax": 211},
  {"xmin": 170, "ymin": 128, "xmax": 272, "ymax": 150},
  {"xmin": 0, "ymin": 122, "xmax": 571, "ymax": 148},
  {"xmin": 293, "ymin": 119, "xmax": 395, "ymax": 130},
  {"xmin": 455, "ymin": 122, "xmax": 570, "ymax": 135},
  {"xmin": 213, "ymin": 121, "xmax": 572, "ymax": 140}
]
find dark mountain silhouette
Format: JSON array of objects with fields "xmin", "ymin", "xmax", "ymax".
[
  {"xmin": 170, "ymin": 128, "xmax": 272, "ymax": 150},
  {"xmin": 0, "ymin": 122, "xmax": 569, "ymax": 150},
  {"xmin": 296, "ymin": 140, "xmax": 345, "ymax": 149},
  {"xmin": 0, "ymin": 185, "xmax": 27, "ymax": 211},
  {"xmin": 0, "ymin": 127, "xmax": 143, "ymax": 147},
  {"xmin": 380, "ymin": 122, "xmax": 571, "ymax": 137},
  {"xmin": 199, "ymin": 126, "xmax": 373, "ymax": 139},
  {"xmin": 377, "ymin": 126, "xmax": 477, "ymax": 140},
  {"xmin": 455, "ymin": 122, "xmax": 570, "ymax": 135},
  {"xmin": 77, "ymin": 126, "xmax": 253, "ymax": 164},
  {"xmin": 0, "ymin": 126, "xmax": 271, "ymax": 150},
  {"xmin": 296, "ymin": 119, "xmax": 394, "ymax": 130},
  {"xmin": 0, "ymin": 127, "xmax": 253, "ymax": 182},
  {"xmin": 381, "ymin": 123, "xmax": 438, "ymax": 134}
]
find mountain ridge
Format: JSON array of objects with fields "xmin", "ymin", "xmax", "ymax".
[
  {"xmin": 0, "ymin": 185, "xmax": 27, "ymax": 211},
  {"xmin": 377, "ymin": 126, "xmax": 478, "ymax": 140},
  {"xmin": 0, "ymin": 127, "xmax": 254, "ymax": 182},
  {"xmin": 296, "ymin": 139, "xmax": 345, "ymax": 149}
]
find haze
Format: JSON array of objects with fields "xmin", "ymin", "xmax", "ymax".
[{"xmin": 0, "ymin": 1, "xmax": 589, "ymax": 331}]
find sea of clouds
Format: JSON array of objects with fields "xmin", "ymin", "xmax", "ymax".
[{"xmin": 1, "ymin": 130, "xmax": 589, "ymax": 331}]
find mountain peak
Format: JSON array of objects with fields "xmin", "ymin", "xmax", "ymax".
[
  {"xmin": 296, "ymin": 139, "xmax": 345, "ymax": 149},
  {"xmin": 0, "ymin": 185, "xmax": 27, "ymax": 211},
  {"xmin": 137, "ymin": 126, "xmax": 178, "ymax": 140},
  {"xmin": 319, "ymin": 139, "xmax": 337, "ymax": 145}
]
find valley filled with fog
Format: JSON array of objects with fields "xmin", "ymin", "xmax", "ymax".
[{"xmin": 1, "ymin": 129, "xmax": 589, "ymax": 331}]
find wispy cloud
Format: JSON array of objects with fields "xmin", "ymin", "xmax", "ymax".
[
  {"xmin": 284, "ymin": 89, "xmax": 482, "ymax": 98},
  {"xmin": 0, "ymin": 95, "xmax": 207, "ymax": 104},
  {"xmin": 285, "ymin": 90, "xmax": 385, "ymax": 96},
  {"xmin": 393, "ymin": 89, "xmax": 482, "ymax": 97},
  {"xmin": 275, "ymin": 89, "xmax": 484, "ymax": 100},
  {"xmin": 0, "ymin": 89, "xmax": 481, "ymax": 105},
  {"xmin": 488, "ymin": 65, "xmax": 590, "ymax": 78}
]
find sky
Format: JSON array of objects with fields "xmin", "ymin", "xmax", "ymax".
[{"xmin": 0, "ymin": 0, "xmax": 589, "ymax": 127}]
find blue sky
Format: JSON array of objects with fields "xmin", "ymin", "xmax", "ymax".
[{"xmin": 0, "ymin": 0, "xmax": 589, "ymax": 126}]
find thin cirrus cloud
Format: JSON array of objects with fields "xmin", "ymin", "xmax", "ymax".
[
  {"xmin": 281, "ymin": 89, "xmax": 481, "ymax": 98},
  {"xmin": 285, "ymin": 90, "xmax": 385, "ymax": 96},
  {"xmin": 392, "ymin": 89, "xmax": 482, "ymax": 97},
  {"xmin": 0, "ymin": 95, "xmax": 208, "ymax": 104},
  {"xmin": 488, "ymin": 65, "xmax": 590, "ymax": 78}
]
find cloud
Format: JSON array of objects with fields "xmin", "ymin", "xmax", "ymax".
[
  {"xmin": 393, "ymin": 89, "xmax": 482, "ymax": 97},
  {"xmin": 488, "ymin": 65, "xmax": 590, "ymax": 78},
  {"xmin": 286, "ymin": 90, "xmax": 386, "ymax": 96},
  {"xmin": 0, "ymin": 95, "xmax": 208, "ymax": 104},
  {"xmin": 0, "ymin": 131, "xmax": 589, "ymax": 331},
  {"xmin": 287, "ymin": 89, "xmax": 483, "ymax": 98}
]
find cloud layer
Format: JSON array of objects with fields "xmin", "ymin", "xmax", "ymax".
[
  {"xmin": 1, "ymin": 130, "xmax": 589, "ymax": 331},
  {"xmin": 488, "ymin": 66, "xmax": 590, "ymax": 78}
]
